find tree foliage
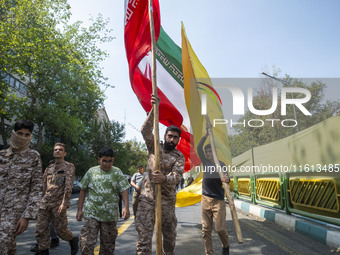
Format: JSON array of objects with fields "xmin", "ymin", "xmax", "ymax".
[
  {"xmin": 117, "ymin": 140, "xmax": 148, "ymax": 176},
  {"xmin": 0, "ymin": 0, "xmax": 129, "ymax": 176},
  {"xmin": 0, "ymin": 74, "xmax": 27, "ymax": 147},
  {"xmin": 1, "ymin": 0, "xmax": 149, "ymax": 177},
  {"xmin": 1, "ymin": 0, "xmax": 113, "ymax": 149},
  {"xmin": 72, "ymin": 120, "xmax": 148, "ymax": 177}
]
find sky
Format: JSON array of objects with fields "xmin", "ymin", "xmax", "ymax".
[{"xmin": 67, "ymin": 0, "xmax": 340, "ymax": 141}]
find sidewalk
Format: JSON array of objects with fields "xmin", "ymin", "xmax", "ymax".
[{"xmin": 233, "ymin": 199, "xmax": 340, "ymax": 250}]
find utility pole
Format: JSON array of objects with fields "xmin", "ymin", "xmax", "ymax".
[{"xmin": 261, "ymin": 72, "xmax": 299, "ymax": 133}]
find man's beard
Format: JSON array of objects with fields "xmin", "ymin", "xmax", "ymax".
[{"xmin": 164, "ymin": 141, "xmax": 177, "ymax": 151}]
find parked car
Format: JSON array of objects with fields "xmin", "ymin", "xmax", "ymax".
[{"xmin": 72, "ymin": 180, "xmax": 81, "ymax": 193}]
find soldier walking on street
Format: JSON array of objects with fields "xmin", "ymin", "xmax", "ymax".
[
  {"xmin": 0, "ymin": 119, "xmax": 43, "ymax": 255},
  {"xmin": 34, "ymin": 142, "xmax": 78, "ymax": 255}
]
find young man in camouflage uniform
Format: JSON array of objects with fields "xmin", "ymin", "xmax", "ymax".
[
  {"xmin": 35, "ymin": 142, "xmax": 78, "ymax": 255},
  {"xmin": 135, "ymin": 95, "xmax": 185, "ymax": 255},
  {"xmin": 76, "ymin": 147, "xmax": 130, "ymax": 255},
  {"xmin": 0, "ymin": 119, "xmax": 43, "ymax": 255}
]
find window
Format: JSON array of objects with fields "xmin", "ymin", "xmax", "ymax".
[
  {"xmin": 3, "ymin": 74, "xmax": 10, "ymax": 84},
  {"xmin": 19, "ymin": 82, "xmax": 26, "ymax": 94},
  {"xmin": 9, "ymin": 76, "xmax": 16, "ymax": 88}
]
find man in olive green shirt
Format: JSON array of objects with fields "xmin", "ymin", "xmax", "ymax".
[{"xmin": 35, "ymin": 142, "xmax": 78, "ymax": 255}]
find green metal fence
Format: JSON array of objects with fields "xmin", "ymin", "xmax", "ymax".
[{"xmin": 231, "ymin": 171, "xmax": 340, "ymax": 225}]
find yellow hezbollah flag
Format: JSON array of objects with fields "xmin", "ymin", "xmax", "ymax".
[
  {"xmin": 176, "ymin": 23, "xmax": 232, "ymax": 207},
  {"xmin": 181, "ymin": 23, "xmax": 231, "ymax": 167}
]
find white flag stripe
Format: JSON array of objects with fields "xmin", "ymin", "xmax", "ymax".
[{"xmin": 138, "ymin": 55, "xmax": 192, "ymax": 131}]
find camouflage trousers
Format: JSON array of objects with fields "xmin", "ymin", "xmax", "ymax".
[
  {"xmin": 0, "ymin": 211, "xmax": 21, "ymax": 255},
  {"xmin": 135, "ymin": 199, "xmax": 177, "ymax": 255},
  {"xmin": 80, "ymin": 217, "xmax": 118, "ymax": 255},
  {"xmin": 201, "ymin": 195, "xmax": 229, "ymax": 255},
  {"xmin": 35, "ymin": 208, "xmax": 74, "ymax": 250},
  {"xmin": 132, "ymin": 191, "xmax": 141, "ymax": 217}
]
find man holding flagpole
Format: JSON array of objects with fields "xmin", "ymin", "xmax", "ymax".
[
  {"xmin": 135, "ymin": 95, "xmax": 185, "ymax": 255},
  {"xmin": 197, "ymin": 124, "xmax": 230, "ymax": 255}
]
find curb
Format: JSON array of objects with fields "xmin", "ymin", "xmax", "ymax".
[{"xmin": 233, "ymin": 199, "xmax": 340, "ymax": 249}]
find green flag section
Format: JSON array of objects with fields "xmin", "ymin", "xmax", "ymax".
[
  {"xmin": 181, "ymin": 23, "xmax": 232, "ymax": 168},
  {"xmin": 233, "ymin": 116, "xmax": 340, "ymax": 173}
]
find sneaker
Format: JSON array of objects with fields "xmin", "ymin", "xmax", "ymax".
[
  {"xmin": 30, "ymin": 243, "xmax": 39, "ymax": 253},
  {"xmin": 69, "ymin": 236, "xmax": 79, "ymax": 255},
  {"xmin": 50, "ymin": 237, "xmax": 59, "ymax": 248}
]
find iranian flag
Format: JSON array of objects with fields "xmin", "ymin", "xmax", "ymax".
[{"xmin": 124, "ymin": 0, "xmax": 200, "ymax": 170}]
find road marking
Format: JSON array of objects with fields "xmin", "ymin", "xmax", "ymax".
[
  {"xmin": 118, "ymin": 216, "xmax": 135, "ymax": 236},
  {"xmin": 94, "ymin": 216, "xmax": 135, "ymax": 254}
]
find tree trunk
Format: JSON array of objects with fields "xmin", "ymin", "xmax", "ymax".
[{"xmin": 36, "ymin": 122, "xmax": 43, "ymax": 150}]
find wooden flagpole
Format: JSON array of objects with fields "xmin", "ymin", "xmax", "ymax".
[
  {"xmin": 205, "ymin": 115, "xmax": 244, "ymax": 243},
  {"xmin": 148, "ymin": 1, "xmax": 162, "ymax": 254}
]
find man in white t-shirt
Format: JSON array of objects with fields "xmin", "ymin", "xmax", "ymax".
[{"xmin": 130, "ymin": 165, "xmax": 146, "ymax": 217}]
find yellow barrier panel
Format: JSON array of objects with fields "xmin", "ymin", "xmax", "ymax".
[
  {"xmin": 256, "ymin": 178, "xmax": 280, "ymax": 203},
  {"xmin": 229, "ymin": 179, "xmax": 234, "ymax": 191},
  {"xmin": 289, "ymin": 178, "xmax": 340, "ymax": 214},
  {"xmin": 237, "ymin": 178, "xmax": 251, "ymax": 196}
]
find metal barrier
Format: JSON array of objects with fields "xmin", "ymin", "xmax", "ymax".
[
  {"xmin": 229, "ymin": 178, "xmax": 234, "ymax": 192},
  {"xmin": 231, "ymin": 174, "xmax": 254, "ymax": 202},
  {"xmin": 285, "ymin": 172, "xmax": 340, "ymax": 224},
  {"xmin": 289, "ymin": 178, "xmax": 339, "ymax": 214},
  {"xmin": 232, "ymin": 170, "xmax": 340, "ymax": 226},
  {"xmin": 257, "ymin": 178, "xmax": 280, "ymax": 202},
  {"xmin": 237, "ymin": 178, "xmax": 251, "ymax": 196},
  {"xmin": 254, "ymin": 173, "xmax": 284, "ymax": 209}
]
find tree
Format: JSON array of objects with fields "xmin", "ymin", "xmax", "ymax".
[
  {"xmin": 0, "ymin": 74, "xmax": 27, "ymax": 147},
  {"xmin": 0, "ymin": 0, "xmax": 149, "ymax": 179},
  {"xmin": 0, "ymin": 0, "xmax": 117, "ymax": 179},
  {"xmin": 73, "ymin": 120, "xmax": 148, "ymax": 177},
  {"xmin": 117, "ymin": 140, "xmax": 148, "ymax": 176},
  {"xmin": 0, "ymin": 0, "xmax": 112, "ymax": 149},
  {"xmin": 229, "ymin": 74, "xmax": 339, "ymax": 157},
  {"xmin": 0, "ymin": 0, "xmax": 41, "ymax": 141}
]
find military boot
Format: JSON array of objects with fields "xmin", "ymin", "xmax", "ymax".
[
  {"xmin": 35, "ymin": 249, "xmax": 49, "ymax": 255},
  {"xmin": 222, "ymin": 246, "xmax": 229, "ymax": 255},
  {"xmin": 30, "ymin": 243, "xmax": 39, "ymax": 253},
  {"xmin": 50, "ymin": 237, "xmax": 60, "ymax": 248},
  {"xmin": 69, "ymin": 236, "xmax": 79, "ymax": 255}
]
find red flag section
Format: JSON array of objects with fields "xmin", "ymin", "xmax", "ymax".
[{"xmin": 124, "ymin": 0, "xmax": 160, "ymax": 79}]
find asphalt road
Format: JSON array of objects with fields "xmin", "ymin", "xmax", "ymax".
[{"xmin": 16, "ymin": 192, "xmax": 334, "ymax": 255}]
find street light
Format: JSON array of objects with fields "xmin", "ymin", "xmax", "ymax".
[{"xmin": 261, "ymin": 72, "xmax": 299, "ymax": 133}]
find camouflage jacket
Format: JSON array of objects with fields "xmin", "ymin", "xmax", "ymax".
[
  {"xmin": 140, "ymin": 112, "xmax": 185, "ymax": 204},
  {"xmin": 39, "ymin": 161, "xmax": 75, "ymax": 210},
  {"xmin": 0, "ymin": 148, "xmax": 43, "ymax": 220}
]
